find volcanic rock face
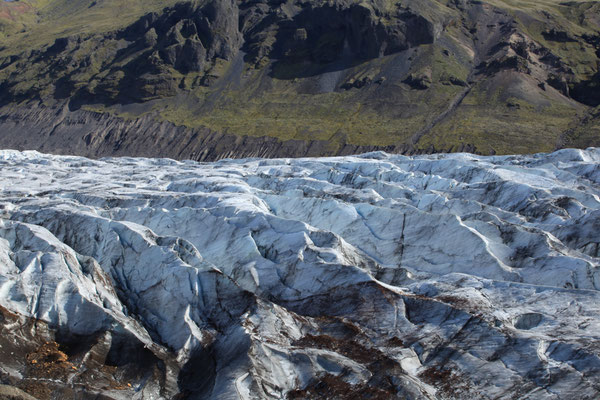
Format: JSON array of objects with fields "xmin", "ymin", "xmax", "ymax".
[
  {"xmin": 122, "ymin": 0, "xmax": 242, "ymax": 73},
  {"xmin": 242, "ymin": 1, "xmax": 436, "ymax": 66},
  {"xmin": 1, "ymin": 149, "xmax": 600, "ymax": 398}
]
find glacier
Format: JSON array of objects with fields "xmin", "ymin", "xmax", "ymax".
[{"xmin": 0, "ymin": 148, "xmax": 599, "ymax": 399}]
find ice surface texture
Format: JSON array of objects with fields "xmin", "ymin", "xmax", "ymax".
[{"xmin": 1, "ymin": 149, "xmax": 599, "ymax": 399}]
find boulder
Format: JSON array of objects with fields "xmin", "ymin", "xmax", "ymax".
[{"xmin": 404, "ymin": 67, "xmax": 432, "ymax": 89}]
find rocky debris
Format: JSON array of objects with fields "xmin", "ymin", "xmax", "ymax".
[
  {"xmin": 547, "ymin": 73, "xmax": 571, "ymax": 97},
  {"xmin": 542, "ymin": 28, "xmax": 577, "ymax": 43},
  {"xmin": 286, "ymin": 374, "xmax": 393, "ymax": 399},
  {"xmin": 582, "ymin": 33, "xmax": 600, "ymax": 58},
  {"xmin": 570, "ymin": 70, "xmax": 600, "ymax": 107},
  {"xmin": 45, "ymin": 35, "xmax": 82, "ymax": 55},
  {"xmin": 403, "ymin": 67, "xmax": 433, "ymax": 89},
  {"xmin": 1, "ymin": 149, "xmax": 600, "ymax": 398},
  {"xmin": 0, "ymin": 304, "xmax": 170, "ymax": 399},
  {"xmin": 341, "ymin": 73, "xmax": 377, "ymax": 89},
  {"xmin": 441, "ymin": 74, "xmax": 467, "ymax": 87},
  {"xmin": 0, "ymin": 385, "xmax": 38, "ymax": 400},
  {"xmin": 480, "ymin": 32, "xmax": 555, "ymax": 76}
]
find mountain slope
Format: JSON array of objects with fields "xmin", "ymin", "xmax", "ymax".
[
  {"xmin": 1, "ymin": 148, "xmax": 600, "ymax": 398},
  {"xmin": 0, "ymin": 0, "xmax": 599, "ymax": 158}
]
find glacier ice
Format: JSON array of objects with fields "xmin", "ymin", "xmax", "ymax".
[{"xmin": 0, "ymin": 148, "xmax": 599, "ymax": 398}]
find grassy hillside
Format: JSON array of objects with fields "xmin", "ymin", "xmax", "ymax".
[
  {"xmin": 0, "ymin": 0, "xmax": 599, "ymax": 155},
  {"xmin": 0, "ymin": 0, "xmax": 183, "ymax": 49}
]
